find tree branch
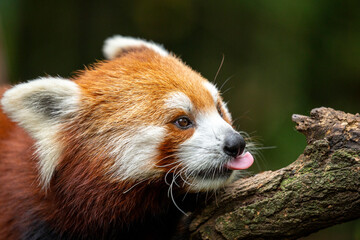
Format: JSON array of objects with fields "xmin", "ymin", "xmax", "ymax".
[{"xmin": 188, "ymin": 107, "xmax": 360, "ymax": 239}]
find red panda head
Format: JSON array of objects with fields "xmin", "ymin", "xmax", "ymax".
[{"xmin": 1, "ymin": 36, "xmax": 254, "ymax": 193}]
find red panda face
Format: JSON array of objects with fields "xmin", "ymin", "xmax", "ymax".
[
  {"xmin": 158, "ymin": 90, "xmax": 254, "ymax": 191},
  {"xmin": 1, "ymin": 36, "xmax": 254, "ymax": 193}
]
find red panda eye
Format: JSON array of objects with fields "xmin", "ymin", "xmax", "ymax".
[{"xmin": 174, "ymin": 117, "xmax": 193, "ymax": 129}]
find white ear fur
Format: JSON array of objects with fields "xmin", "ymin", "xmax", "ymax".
[
  {"xmin": 102, "ymin": 35, "xmax": 169, "ymax": 60},
  {"xmin": 1, "ymin": 77, "xmax": 81, "ymax": 188}
]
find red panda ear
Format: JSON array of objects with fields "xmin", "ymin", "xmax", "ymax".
[
  {"xmin": 1, "ymin": 77, "xmax": 80, "ymax": 188},
  {"xmin": 102, "ymin": 35, "xmax": 169, "ymax": 60},
  {"xmin": 1, "ymin": 77, "xmax": 80, "ymax": 126}
]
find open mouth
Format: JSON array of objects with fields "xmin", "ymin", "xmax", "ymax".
[{"xmin": 193, "ymin": 152, "xmax": 254, "ymax": 180}]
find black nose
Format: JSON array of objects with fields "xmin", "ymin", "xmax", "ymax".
[{"xmin": 223, "ymin": 132, "xmax": 246, "ymax": 157}]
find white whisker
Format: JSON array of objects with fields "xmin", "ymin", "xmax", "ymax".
[
  {"xmin": 168, "ymin": 173, "xmax": 188, "ymax": 216},
  {"xmin": 164, "ymin": 164, "xmax": 180, "ymax": 186}
]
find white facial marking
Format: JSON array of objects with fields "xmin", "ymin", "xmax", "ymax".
[
  {"xmin": 202, "ymin": 81, "xmax": 219, "ymax": 104},
  {"xmin": 1, "ymin": 77, "xmax": 80, "ymax": 188},
  {"xmin": 220, "ymin": 101, "xmax": 232, "ymax": 122},
  {"xmin": 178, "ymin": 110, "xmax": 238, "ymax": 191},
  {"xmin": 203, "ymin": 81, "xmax": 232, "ymax": 121},
  {"xmin": 165, "ymin": 91, "xmax": 193, "ymax": 113},
  {"xmin": 103, "ymin": 35, "xmax": 169, "ymax": 60},
  {"xmin": 108, "ymin": 126, "xmax": 166, "ymax": 181}
]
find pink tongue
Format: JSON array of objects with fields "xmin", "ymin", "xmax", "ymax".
[{"xmin": 225, "ymin": 152, "xmax": 254, "ymax": 170}]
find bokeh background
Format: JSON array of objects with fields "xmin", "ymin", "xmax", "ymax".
[{"xmin": 0, "ymin": 0, "xmax": 359, "ymax": 239}]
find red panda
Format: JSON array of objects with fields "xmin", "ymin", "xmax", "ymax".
[{"xmin": 0, "ymin": 36, "xmax": 254, "ymax": 239}]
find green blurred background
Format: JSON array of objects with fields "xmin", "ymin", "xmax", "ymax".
[{"xmin": 0, "ymin": 0, "xmax": 359, "ymax": 239}]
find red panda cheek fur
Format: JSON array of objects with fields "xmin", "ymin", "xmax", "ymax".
[
  {"xmin": 30, "ymin": 124, "xmax": 173, "ymax": 237},
  {"xmin": 156, "ymin": 124, "xmax": 195, "ymax": 179},
  {"xmin": 48, "ymin": 143, "xmax": 169, "ymax": 235}
]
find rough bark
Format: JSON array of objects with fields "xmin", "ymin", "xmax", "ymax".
[{"xmin": 188, "ymin": 107, "xmax": 360, "ymax": 240}]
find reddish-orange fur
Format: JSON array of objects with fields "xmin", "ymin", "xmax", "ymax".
[
  {"xmin": 0, "ymin": 87, "xmax": 14, "ymax": 140},
  {"xmin": 0, "ymin": 49, "xmax": 216, "ymax": 239},
  {"xmin": 0, "ymin": 87, "xmax": 40, "ymax": 239},
  {"xmin": 74, "ymin": 49, "xmax": 214, "ymax": 127}
]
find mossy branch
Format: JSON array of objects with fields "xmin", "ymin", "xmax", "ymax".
[{"xmin": 188, "ymin": 107, "xmax": 360, "ymax": 240}]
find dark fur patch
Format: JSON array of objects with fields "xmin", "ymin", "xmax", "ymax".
[
  {"xmin": 20, "ymin": 219, "xmax": 59, "ymax": 240},
  {"xmin": 26, "ymin": 92, "xmax": 64, "ymax": 118}
]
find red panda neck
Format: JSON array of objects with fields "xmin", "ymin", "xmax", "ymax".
[{"xmin": 46, "ymin": 146, "xmax": 171, "ymax": 235}]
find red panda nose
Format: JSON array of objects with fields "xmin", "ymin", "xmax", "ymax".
[{"xmin": 223, "ymin": 132, "xmax": 246, "ymax": 158}]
